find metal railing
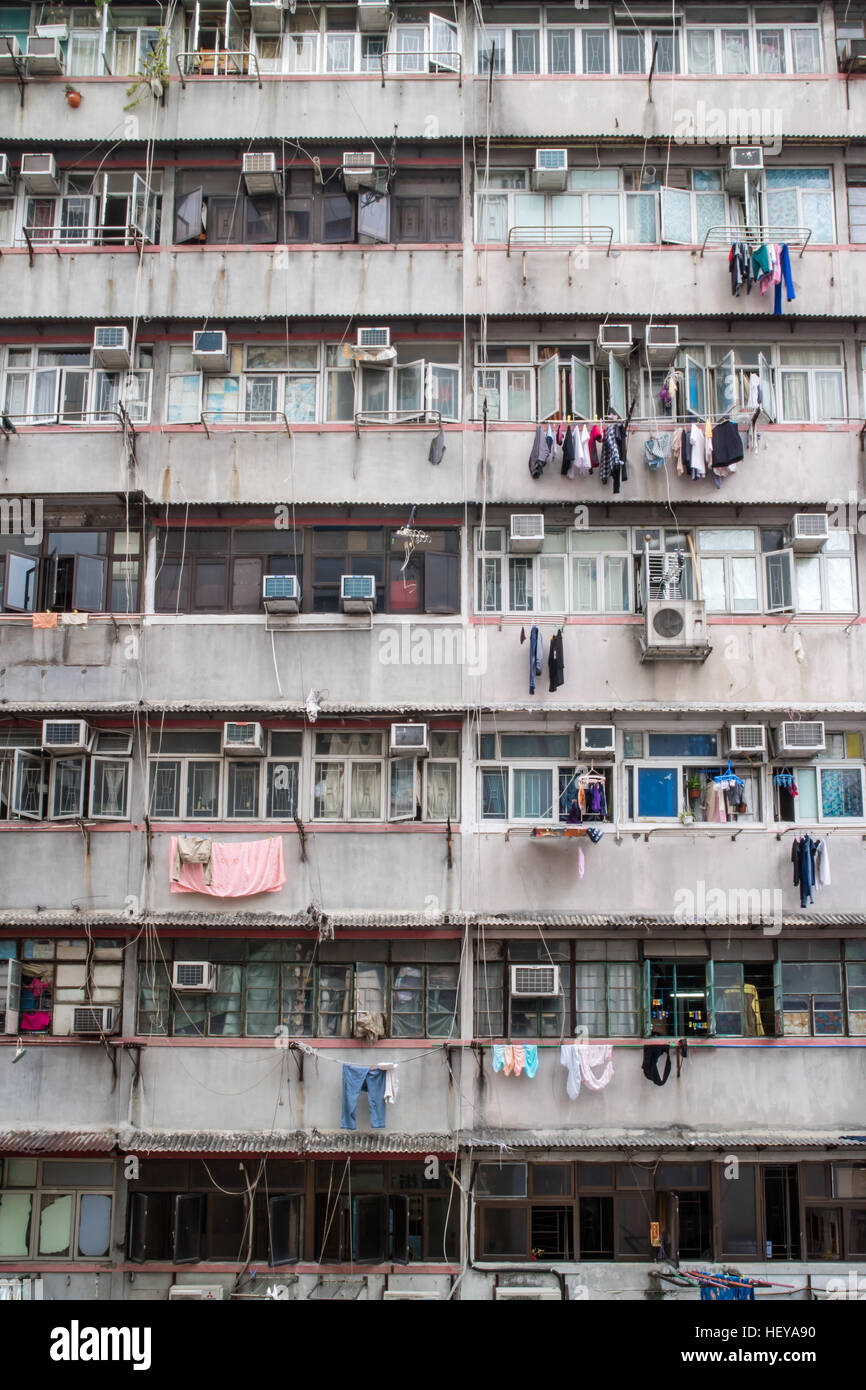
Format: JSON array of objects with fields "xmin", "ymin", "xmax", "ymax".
[
  {"xmin": 377, "ymin": 49, "xmax": 462, "ymax": 87},
  {"xmin": 175, "ymin": 50, "xmax": 262, "ymax": 87},
  {"xmin": 16, "ymin": 222, "xmax": 154, "ymax": 252},
  {"xmin": 199, "ymin": 410, "xmax": 292, "ymax": 437},
  {"xmin": 506, "ymin": 225, "xmax": 614, "ymax": 256},
  {"xmin": 1, "ymin": 408, "xmax": 142, "ymax": 429},
  {"xmin": 353, "ymin": 408, "xmax": 442, "ymax": 438},
  {"xmin": 700, "ymin": 224, "xmax": 813, "ymax": 257}
]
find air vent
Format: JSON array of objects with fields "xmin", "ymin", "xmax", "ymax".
[
  {"xmin": 357, "ymin": 327, "xmax": 390, "ymax": 350},
  {"xmin": 596, "ymin": 324, "xmax": 633, "ymax": 359},
  {"xmin": 93, "ymin": 731, "xmax": 134, "ymax": 755},
  {"xmin": 343, "ymin": 152, "xmax": 376, "ymax": 189},
  {"xmin": 168, "ymin": 1285, "xmax": 226, "ymax": 1300},
  {"xmin": 221, "ymin": 721, "xmax": 265, "ymax": 755},
  {"xmin": 532, "ymin": 148, "xmax": 568, "ymax": 191},
  {"xmin": 390, "ymin": 723, "xmax": 429, "ymax": 756},
  {"xmin": 26, "ymin": 36, "xmax": 64, "ymax": 74},
  {"xmin": 0, "ymin": 38, "xmax": 23, "ymax": 74},
  {"xmin": 791, "ymin": 514, "xmax": 829, "ymax": 552},
  {"xmin": 509, "ymin": 514, "xmax": 545, "ymax": 553},
  {"xmin": 579, "ymin": 725, "xmax": 615, "ymax": 758},
  {"xmin": 358, "ymin": 1, "xmax": 392, "ymax": 32},
  {"xmin": 727, "ymin": 146, "xmax": 764, "ymax": 193},
  {"xmin": 510, "ymin": 964, "xmax": 560, "ymax": 998},
  {"xmin": 250, "ymin": 0, "xmax": 288, "ymax": 33},
  {"xmin": 242, "ymin": 152, "xmax": 279, "ymax": 195},
  {"xmin": 640, "ymin": 601, "xmax": 711, "ymax": 663},
  {"xmin": 645, "ymin": 325, "xmax": 679, "ymax": 360}
]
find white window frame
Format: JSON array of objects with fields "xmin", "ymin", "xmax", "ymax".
[
  {"xmin": 88, "ymin": 756, "xmax": 132, "ymax": 820},
  {"xmin": 773, "ymin": 762, "xmax": 866, "ymax": 825},
  {"xmin": 570, "ymin": 528, "xmax": 633, "ymax": 615},
  {"xmin": 778, "ymin": 350, "xmax": 846, "ymax": 423},
  {"xmin": 697, "ymin": 527, "xmax": 761, "ymax": 615},
  {"xmin": 313, "ymin": 733, "xmax": 386, "ymax": 823},
  {"xmin": 764, "ymin": 167, "xmax": 836, "ymax": 244},
  {"xmin": 48, "ymin": 755, "xmax": 86, "ymax": 821},
  {"xmin": 624, "ymin": 755, "xmax": 762, "ymax": 826}
]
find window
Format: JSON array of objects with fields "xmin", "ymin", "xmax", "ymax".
[
  {"xmin": 2, "ymin": 347, "xmax": 153, "ymax": 427},
  {"xmin": 474, "ymin": 939, "xmax": 571, "ymax": 1039},
  {"xmin": 778, "ymin": 346, "xmax": 845, "ymax": 422},
  {"xmin": 148, "ymin": 729, "xmax": 300, "ymax": 821},
  {"xmin": 311, "ymin": 728, "xmax": 458, "ymax": 824},
  {"xmin": 659, "ymin": 169, "xmax": 728, "ymax": 246},
  {"xmin": 0, "ymin": 938, "xmax": 123, "ymax": 1038},
  {"xmin": 110, "ymin": 18, "xmax": 164, "ymax": 76},
  {"xmin": 315, "ymin": 1160, "xmax": 458, "ymax": 1264},
  {"xmin": 626, "ymin": 752, "xmax": 760, "ymax": 825},
  {"xmin": 761, "ymin": 526, "xmax": 855, "ymax": 617},
  {"xmin": 848, "ymin": 168, "xmax": 866, "ymax": 244},
  {"xmin": 477, "ymin": 731, "xmax": 613, "ymax": 827},
  {"xmin": 780, "ymin": 944, "xmax": 845, "ymax": 1035},
  {"xmin": 0, "ymin": 1159, "xmax": 114, "ymax": 1261},
  {"xmin": 571, "ymin": 529, "xmax": 631, "ymax": 613},
  {"xmin": 574, "ymin": 942, "xmax": 641, "ymax": 1037},
  {"xmin": 475, "ymin": 525, "xmax": 631, "ymax": 615},
  {"xmin": 765, "ymin": 168, "xmax": 835, "ymax": 244},
  {"xmin": 698, "ymin": 528, "xmax": 760, "ymax": 613}
]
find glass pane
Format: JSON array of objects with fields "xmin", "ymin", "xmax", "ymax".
[
  {"xmin": 350, "ymin": 762, "xmax": 382, "ymax": 818},
  {"xmin": 482, "ymin": 768, "xmax": 507, "ymax": 819},
  {"xmin": 78, "ymin": 1194, "xmax": 111, "ymax": 1257},
  {"xmin": 687, "ymin": 30, "xmax": 715, "ymax": 74},
  {"xmin": 512, "ymin": 768, "xmax": 553, "ymax": 819},
  {"xmin": 820, "ymin": 768, "xmax": 863, "ymax": 819},
  {"xmin": 477, "ymin": 1163, "xmax": 527, "ymax": 1197},
  {"xmin": 637, "ymin": 767, "xmax": 677, "ymax": 818},
  {"xmin": 38, "ymin": 1193, "xmax": 73, "ymax": 1256},
  {"xmin": 722, "ymin": 29, "xmax": 749, "ymax": 74},
  {"xmin": 0, "ymin": 1193, "xmax": 32, "ymax": 1257}
]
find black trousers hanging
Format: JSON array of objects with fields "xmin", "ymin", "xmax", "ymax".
[{"xmin": 642, "ymin": 1043, "xmax": 672, "ymax": 1086}]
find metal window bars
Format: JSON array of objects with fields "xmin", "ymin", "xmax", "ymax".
[{"xmin": 700, "ymin": 224, "xmax": 813, "ymax": 257}]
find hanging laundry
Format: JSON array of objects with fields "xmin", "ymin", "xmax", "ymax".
[
  {"xmin": 492, "ymin": 1044, "xmax": 506, "ymax": 1073},
  {"xmin": 746, "ymin": 373, "xmax": 761, "ymax": 412},
  {"xmin": 170, "ymin": 837, "xmax": 286, "ymax": 897},
  {"xmin": 577, "ymin": 845, "xmax": 585, "ymax": 879},
  {"xmin": 586, "ymin": 826, "xmax": 604, "ymax": 844},
  {"xmin": 773, "ymin": 243, "xmax": 795, "ymax": 316},
  {"xmin": 600, "ymin": 423, "xmax": 628, "ymax": 494},
  {"xmin": 548, "ymin": 630, "xmax": 564, "ymax": 692},
  {"xmin": 688, "ymin": 422, "xmax": 706, "ymax": 479},
  {"xmin": 641, "ymin": 1043, "xmax": 672, "ymax": 1086},
  {"xmin": 528, "ymin": 424, "xmax": 553, "ymax": 479},
  {"xmin": 711, "ymin": 419, "xmax": 744, "ymax": 471},
  {"xmin": 791, "ymin": 834, "xmax": 818, "ymax": 908},
  {"xmin": 171, "ymin": 834, "xmax": 213, "ymax": 887},
  {"xmin": 512, "ymin": 1042, "xmax": 526, "ymax": 1076},
  {"xmin": 728, "ymin": 241, "xmax": 754, "ymax": 297},
  {"xmin": 524, "ymin": 1044, "xmax": 538, "ymax": 1078},
  {"xmin": 560, "ymin": 1043, "xmax": 583, "ymax": 1100},
  {"xmin": 815, "ymin": 838, "xmax": 831, "ymax": 886},
  {"xmin": 503, "ymin": 1044, "xmax": 515, "ymax": 1076},
  {"xmin": 561, "ymin": 423, "xmax": 576, "ymax": 477},
  {"xmin": 378, "ymin": 1062, "xmax": 399, "ymax": 1104},
  {"xmin": 529, "ymin": 625, "xmax": 543, "ymax": 695},
  {"xmin": 354, "ymin": 1010, "xmax": 387, "ymax": 1042},
  {"xmin": 340, "ymin": 1064, "xmax": 387, "ymax": 1130},
  {"xmin": 560, "ymin": 1042, "xmax": 615, "ymax": 1098},
  {"xmin": 575, "ymin": 424, "xmax": 592, "ymax": 477},
  {"xmin": 428, "ymin": 428, "xmax": 446, "ymax": 464},
  {"xmin": 588, "ymin": 422, "xmax": 604, "ymax": 470}
]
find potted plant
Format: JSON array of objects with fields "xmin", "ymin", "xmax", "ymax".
[
  {"xmin": 685, "ymin": 774, "xmax": 702, "ymax": 802},
  {"xmin": 65, "ymin": 84, "xmax": 81, "ymax": 108},
  {"xmin": 36, "ymin": 2, "xmax": 69, "ymax": 39},
  {"xmin": 679, "ymin": 808, "xmax": 696, "ymax": 826},
  {"xmin": 124, "ymin": 28, "xmax": 170, "ymax": 110}
]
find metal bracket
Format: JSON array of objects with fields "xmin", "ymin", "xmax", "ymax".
[
  {"xmin": 647, "ymin": 40, "xmax": 658, "ymax": 103},
  {"xmin": 293, "ymin": 813, "xmax": 307, "ymax": 863}
]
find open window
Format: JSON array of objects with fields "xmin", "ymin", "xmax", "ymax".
[
  {"xmin": 608, "ymin": 356, "xmax": 627, "ymax": 418},
  {"xmin": 3, "ymin": 552, "xmax": 39, "ymax": 613},
  {"xmin": 390, "ymin": 1194, "xmax": 410, "ymax": 1265},
  {"xmin": 570, "ymin": 356, "xmax": 592, "ymax": 420},
  {"xmin": 44, "ymin": 551, "xmax": 108, "ymax": 613},
  {"xmin": 713, "ymin": 349, "xmax": 737, "ymax": 415},
  {"xmin": 128, "ymin": 1192, "xmax": 171, "ymax": 1264},
  {"xmin": 388, "ymin": 756, "xmax": 418, "ymax": 821},
  {"xmin": 172, "ymin": 1193, "xmax": 204, "ymax": 1264},
  {"xmin": 130, "ymin": 173, "xmax": 157, "ymax": 243},
  {"xmin": 764, "ymin": 547, "xmax": 796, "ymax": 613},
  {"xmin": 659, "ymin": 185, "xmax": 692, "ymax": 245},
  {"xmin": 175, "ymin": 187, "xmax": 205, "ymax": 244},
  {"xmin": 353, "ymin": 1194, "xmax": 387, "ymax": 1263},
  {"xmin": 12, "ymin": 750, "xmax": 45, "ymax": 820},
  {"xmin": 538, "ymin": 354, "xmax": 559, "ymax": 421},
  {"xmin": 429, "ymin": 13, "xmax": 459, "ymax": 71},
  {"xmin": 758, "ymin": 351, "xmax": 776, "ymax": 422},
  {"xmin": 267, "ymin": 1194, "xmax": 301, "ymax": 1266},
  {"xmin": 358, "ymin": 189, "xmax": 390, "ymax": 243},
  {"xmin": 684, "ymin": 354, "xmax": 706, "ymax": 417}
]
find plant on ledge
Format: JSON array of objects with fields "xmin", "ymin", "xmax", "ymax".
[{"xmin": 124, "ymin": 29, "xmax": 170, "ymax": 110}]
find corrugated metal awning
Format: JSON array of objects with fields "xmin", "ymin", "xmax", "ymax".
[
  {"xmin": 0, "ymin": 1129, "xmax": 116, "ymax": 1154},
  {"xmin": 463, "ymin": 1129, "xmax": 866, "ymax": 1151},
  {"xmin": 3, "ymin": 700, "xmax": 866, "ymax": 716},
  {"xmin": 119, "ymin": 1130, "xmax": 455, "ymax": 1155}
]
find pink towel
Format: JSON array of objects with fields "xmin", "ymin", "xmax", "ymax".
[
  {"xmin": 503, "ymin": 1044, "xmax": 514, "ymax": 1077},
  {"xmin": 512, "ymin": 1042, "xmax": 526, "ymax": 1076},
  {"xmin": 170, "ymin": 837, "xmax": 286, "ymax": 897}
]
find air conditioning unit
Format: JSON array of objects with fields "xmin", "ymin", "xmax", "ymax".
[
  {"xmin": 343, "ymin": 152, "xmax": 377, "ymax": 190},
  {"xmin": 168, "ymin": 1285, "xmax": 226, "ymax": 1301},
  {"xmin": 340, "ymin": 574, "xmax": 377, "ymax": 613},
  {"xmin": 42, "ymin": 720, "xmax": 91, "ymax": 753},
  {"xmin": 645, "ymin": 324, "xmax": 679, "ymax": 360},
  {"xmin": 382, "ymin": 1291, "xmax": 442, "ymax": 1300},
  {"xmin": 0, "ymin": 37, "xmax": 23, "ymax": 74},
  {"xmin": 390, "ymin": 722, "xmax": 429, "ymax": 756},
  {"xmin": 0, "ymin": 960, "xmax": 22, "ymax": 1035},
  {"xmin": 840, "ymin": 38, "xmax": 866, "ymax": 69},
  {"xmin": 640, "ymin": 600, "xmax": 711, "ymax": 662},
  {"xmin": 262, "ymin": 574, "xmax": 300, "ymax": 614},
  {"xmin": 727, "ymin": 724, "xmax": 767, "ymax": 757},
  {"xmin": 172, "ymin": 962, "xmax": 216, "ymax": 992},
  {"xmin": 358, "ymin": 0, "xmax": 392, "ymax": 32},
  {"xmin": 596, "ymin": 323, "xmax": 633, "ymax": 360},
  {"xmin": 579, "ymin": 725, "xmax": 615, "ymax": 759},
  {"xmin": 250, "ymin": 0, "xmax": 288, "ymax": 33},
  {"xmin": 532, "ymin": 149, "xmax": 569, "ymax": 191},
  {"xmin": 26, "ymin": 35, "xmax": 64, "ymax": 74},
  {"xmin": 791, "ymin": 514, "xmax": 829, "ymax": 552},
  {"xmin": 0, "ymin": 154, "xmax": 11, "ymax": 187},
  {"xmin": 727, "ymin": 146, "xmax": 764, "ymax": 193},
  {"xmin": 20, "ymin": 152, "xmax": 59, "ymax": 195},
  {"xmin": 509, "ymin": 514, "xmax": 545, "ymax": 554},
  {"xmin": 72, "ymin": 1006, "xmax": 116, "ymax": 1035},
  {"xmin": 221, "ymin": 721, "xmax": 266, "ymax": 755},
  {"xmin": 92, "ymin": 326, "xmax": 131, "ymax": 369},
  {"xmin": 192, "ymin": 330, "xmax": 230, "ymax": 373},
  {"xmin": 772, "ymin": 721, "xmax": 826, "ymax": 757},
  {"xmin": 495, "ymin": 1287, "xmax": 562, "ymax": 1301},
  {"xmin": 510, "ymin": 964, "xmax": 560, "ymax": 998},
  {"xmin": 357, "ymin": 326, "xmax": 390, "ymax": 350},
  {"xmin": 243, "ymin": 152, "xmax": 280, "ymax": 195}
]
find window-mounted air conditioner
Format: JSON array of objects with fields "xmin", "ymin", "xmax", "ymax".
[
  {"xmin": 727, "ymin": 724, "xmax": 767, "ymax": 757},
  {"xmin": 20, "ymin": 152, "xmax": 59, "ymax": 195},
  {"xmin": 0, "ymin": 154, "xmax": 11, "ymax": 187},
  {"xmin": 840, "ymin": 38, "xmax": 866, "ymax": 69},
  {"xmin": 92, "ymin": 326, "xmax": 131, "ymax": 369},
  {"xmin": 192, "ymin": 330, "xmax": 230, "ymax": 373},
  {"xmin": 343, "ymin": 152, "xmax": 377, "ymax": 190},
  {"xmin": 250, "ymin": 0, "xmax": 288, "ymax": 34},
  {"xmin": 0, "ymin": 959, "xmax": 22, "ymax": 1035},
  {"xmin": 596, "ymin": 323, "xmax": 633, "ymax": 360},
  {"xmin": 357, "ymin": 326, "xmax": 390, "ymax": 350},
  {"xmin": 26, "ymin": 35, "xmax": 64, "ymax": 74},
  {"xmin": 42, "ymin": 720, "xmax": 92, "ymax": 753},
  {"xmin": 340, "ymin": 575, "xmax": 377, "ymax": 613},
  {"xmin": 510, "ymin": 964, "xmax": 560, "ymax": 998},
  {"xmin": 495, "ymin": 1287, "xmax": 562, "ymax": 1301},
  {"xmin": 222, "ymin": 721, "xmax": 265, "ymax": 755},
  {"xmin": 645, "ymin": 325, "xmax": 679, "ymax": 361},
  {"xmin": 243, "ymin": 151, "xmax": 280, "ymax": 195},
  {"xmin": 0, "ymin": 37, "xmax": 23, "ymax": 74},
  {"xmin": 579, "ymin": 725, "xmax": 615, "ymax": 759},
  {"xmin": 262, "ymin": 574, "xmax": 300, "ymax": 613},
  {"xmin": 532, "ymin": 149, "xmax": 568, "ymax": 191},
  {"xmin": 358, "ymin": 0, "xmax": 392, "ymax": 32},
  {"xmin": 640, "ymin": 600, "xmax": 711, "ymax": 662},
  {"xmin": 727, "ymin": 146, "xmax": 764, "ymax": 193},
  {"xmin": 390, "ymin": 723, "xmax": 429, "ymax": 756},
  {"xmin": 772, "ymin": 721, "xmax": 826, "ymax": 757},
  {"xmin": 382, "ymin": 1290, "xmax": 442, "ymax": 1300},
  {"xmin": 509, "ymin": 514, "xmax": 545, "ymax": 554},
  {"xmin": 172, "ymin": 962, "xmax": 216, "ymax": 992},
  {"xmin": 72, "ymin": 1006, "xmax": 116, "ymax": 1035},
  {"xmin": 168, "ymin": 1285, "xmax": 226, "ymax": 1301},
  {"xmin": 791, "ymin": 514, "xmax": 829, "ymax": 552}
]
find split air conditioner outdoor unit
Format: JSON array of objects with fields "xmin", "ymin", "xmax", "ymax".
[
  {"xmin": 0, "ymin": 959, "xmax": 22, "ymax": 1035},
  {"xmin": 358, "ymin": 0, "xmax": 392, "ymax": 31},
  {"xmin": 168, "ymin": 1285, "xmax": 226, "ymax": 1301},
  {"xmin": 72, "ymin": 1006, "xmax": 116, "ymax": 1036},
  {"xmin": 250, "ymin": 0, "xmax": 288, "ymax": 34},
  {"xmin": 20, "ymin": 152, "xmax": 59, "ymax": 194},
  {"xmin": 192, "ymin": 330, "xmax": 230, "ymax": 372},
  {"xmin": 727, "ymin": 725, "xmax": 767, "ymax": 757},
  {"xmin": 26, "ymin": 35, "xmax": 64, "ymax": 74},
  {"xmin": 357, "ymin": 326, "xmax": 390, "ymax": 350},
  {"xmin": 645, "ymin": 324, "xmax": 679, "ymax": 360},
  {"xmin": 640, "ymin": 600, "xmax": 711, "ymax": 662},
  {"xmin": 510, "ymin": 964, "xmax": 560, "ymax": 998},
  {"xmin": 579, "ymin": 725, "xmax": 615, "ymax": 759},
  {"xmin": 340, "ymin": 575, "xmax": 377, "ymax": 613},
  {"xmin": 390, "ymin": 723, "xmax": 429, "ymax": 756},
  {"xmin": 342, "ymin": 152, "xmax": 377, "ymax": 189},
  {"xmin": 0, "ymin": 37, "xmax": 23, "ymax": 75},
  {"xmin": 791, "ymin": 514, "xmax": 830, "ymax": 552},
  {"xmin": 772, "ymin": 721, "xmax": 826, "ymax": 757},
  {"xmin": 172, "ymin": 962, "xmax": 216, "ymax": 992},
  {"xmin": 42, "ymin": 720, "xmax": 92, "ymax": 753},
  {"xmin": 509, "ymin": 514, "xmax": 545, "ymax": 553},
  {"xmin": 495, "ymin": 1287, "xmax": 562, "ymax": 1300},
  {"xmin": 93, "ymin": 326, "xmax": 131, "ymax": 369},
  {"xmin": 532, "ymin": 149, "xmax": 569, "ymax": 191},
  {"xmin": 0, "ymin": 154, "xmax": 11, "ymax": 187},
  {"xmin": 596, "ymin": 323, "xmax": 633, "ymax": 360},
  {"xmin": 262, "ymin": 574, "xmax": 301, "ymax": 613},
  {"xmin": 222, "ymin": 721, "xmax": 265, "ymax": 755},
  {"xmin": 243, "ymin": 152, "xmax": 280, "ymax": 195},
  {"xmin": 727, "ymin": 146, "xmax": 764, "ymax": 193}
]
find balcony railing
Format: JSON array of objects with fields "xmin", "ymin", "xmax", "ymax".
[
  {"xmin": 353, "ymin": 408, "xmax": 443, "ymax": 437},
  {"xmin": 199, "ymin": 410, "xmax": 292, "ymax": 437},
  {"xmin": 699, "ymin": 224, "xmax": 813, "ymax": 257},
  {"xmin": 175, "ymin": 51, "xmax": 262, "ymax": 86},
  {"xmin": 377, "ymin": 50, "xmax": 462, "ymax": 87},
  {"xmin": 506, "ymin": 225, "xmax": 615, "ymax": 255},
  {"xmin": 16, "ymin": 222, "xmax": 154, "ymax": 255}
]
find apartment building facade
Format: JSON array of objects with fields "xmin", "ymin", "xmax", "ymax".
[{"xmin": 0, "ymin": 0, "xmax": 865, "ymax": 1302}]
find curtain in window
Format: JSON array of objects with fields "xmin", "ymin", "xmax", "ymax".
[
  {"xmin": 781, "ymin": 371, "xmax": 809, "ymax": 420},
  {"xmin": 314, "ymin": 763, "xmax": 344, "ymax": 818},
  {"xmin": 814, "ymin": 371, "xmax": 844, "ymax": 420},
  {"xmin": 687, "ymin": 31, "xmax": 715, "ymax": 74},
  {"xmin": 826, "ymin": 556, "xmax": 854, "ymax": 611},
  {"xmin": 795, "ymin": 556, "xmax": 822, "ymax": 611},
  {"xmin": 721, "ymin": 29, "xmax": 749, "ymax": 73},
  {"xmin": 820, "ymin": 769, "xmax": 863, "ymax": 818},
  {"xmin": 608, "ymin": 962, "xmax": 639, "ymax": 1034},
  {"xmin": 94, "ymin": 761, "xmax": 127, "ymax": 817},
  {"xmin": 573, "ymin": 556, "xmax": 598, "ymax": 611},
  {"xmin": 354, "ymin": 963, "xmax": 386, "ymax": 1014},
  {"xmin": 626, "ymin": 193, "xmax": 657, "ymax": 243},
  {"xmin": 757, "ymin": 30, "xmax": 784, "ymax": 73},
  {"xmin": 512, "ymin": 769, "xmax": 551, "ymax": 819},
  {"xmin": 350, "ymin": 762, "xmax": 381, "ymax": 818},
  {"xmin": 604, "ymin": 556, "xmax": 628, "ymax": 612},
  {"xmin": 731, "ymin": 557, "xmax": 758, "ymax": 611},
  {"xmin": 426, "ymin": 762, "xmax": 456, "ymax": 819},
  {"xmin": 481, "ymin": 768, "xmax": 507, "ymax": 818},
  {"xmin": 700, "ymin": 557, "xmax": 726, "ymax": 611}
]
